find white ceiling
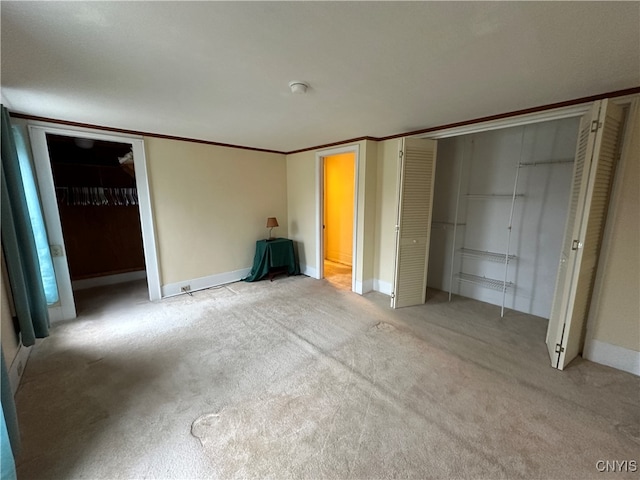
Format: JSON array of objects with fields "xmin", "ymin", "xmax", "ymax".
[{"xmin": 2, "ymin": 1, "xmax": 638, "ymax": 152}]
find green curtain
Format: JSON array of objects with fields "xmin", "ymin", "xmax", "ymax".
[{"xmin": 1, "ymin": 105, "xmax": 50, "ymax": 346}]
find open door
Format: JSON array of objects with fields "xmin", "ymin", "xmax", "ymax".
[
  {"xmin": 546, "ymin": 99, "xmax": 626, "ymax": 369},
  {"xmin": 391, "ymin": 137, "xmax": 437, "ymax": 308}
]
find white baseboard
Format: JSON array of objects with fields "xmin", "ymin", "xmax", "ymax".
[
  {"xmin": 354, "ymin": 279, "xmax": 373, "ymax": 295},
  {"xmin": 8, "ymin": 343, "xmax": 32, "ymax": 395},
  {"xmin": 73, "ymin": 270, "xmax": 147, "ymax": 290},
  {"xmin": 161, "ymin": 268, "xmax": 252, "ymax": 298},
  {"xmin": 373, "ymin": 279, "xmax": 393, "ymax": 296},
  {"xmin": 583, "ymin": 339, "xmax": 640, "ymax": 376},
  {"xmin": 301, "ymin": 264, "xmax": 318, "ymax": 279}
]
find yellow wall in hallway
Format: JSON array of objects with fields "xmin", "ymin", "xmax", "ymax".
[{"xmin": 324, "ymin": 153, "xmax": 354, "ymax": 266}]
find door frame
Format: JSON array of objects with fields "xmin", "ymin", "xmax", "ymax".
[
  {"xmin": 315, "ymin": 144, "xmax": 360, "ymax": 292},
  {"xmin": 27, "ymin": 122, "xmax": 161, "ymax": 321}
]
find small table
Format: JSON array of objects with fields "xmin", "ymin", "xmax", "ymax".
[{"xmin": 244, "ymin": 238, "xmax": 300, "ymax": 282}]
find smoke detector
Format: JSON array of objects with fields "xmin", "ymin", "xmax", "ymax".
[{"xmin": 289, "ymin": 81, "xmax": 309, "ymax": 94}]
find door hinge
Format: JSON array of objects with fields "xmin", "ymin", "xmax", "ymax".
[
  {"xmin": 394, "ymin": 225, "xmax": 400, "ymax": 233},
  {"xmin": 571, "ymin": 239, "xmax": 582, "ymax": 250},
  {"xmin": 391, "ymin": 292, "xmax": 395, "ymax": 298},
  {"xmin": 399, "ymin": 151, "xmax": 403, "ymax": 159},
  {"xmin": 555, "ymin": 343, "xmax": 565, "ymax": 354},
  {"xmin": 590, "ymin": 120, "xmax": 600, "ymax": 132}
]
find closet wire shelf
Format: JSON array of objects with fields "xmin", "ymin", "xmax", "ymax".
[
  {"xmin": 456, "ymin": 273, "xmax": 514, "ymax": 292},
  {"xmin": 459, "ymin": 248, "xmax": 516, "ymax": 263}
]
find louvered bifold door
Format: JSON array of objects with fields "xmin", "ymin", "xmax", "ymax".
[
  {"xmin": 546, "ymin": 99, "xmax": 626, "ymax": 369},
  {"xmin": 391, "ymin": 137, "xmax": 437, "ymax": 308}
]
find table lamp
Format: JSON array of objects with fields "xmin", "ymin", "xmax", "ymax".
[{"xmin": 266, "ymin": 217, "xmax": 279, "ymax": 240}]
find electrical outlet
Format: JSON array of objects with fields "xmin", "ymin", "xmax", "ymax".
[{"xmin": 181, "ymin": 285, "xmax": 191, "ymax": 293}]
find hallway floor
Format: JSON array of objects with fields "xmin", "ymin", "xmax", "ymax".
[{"xmin": 323, "ymin": 259, "xmax": 352, "ymax": 291}]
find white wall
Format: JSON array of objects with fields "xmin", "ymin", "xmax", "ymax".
[{"xmin": 428, "ymin": 117, "xmax": 580, "ymax": 318}]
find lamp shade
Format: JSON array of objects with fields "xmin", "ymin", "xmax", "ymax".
[{"xmin": 266, "ymin": 217, "xmax": 279, "ymax": 228}]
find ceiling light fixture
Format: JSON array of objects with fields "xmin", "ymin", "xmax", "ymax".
[{"xmin": 289, "ymin": 81, "xmax": 309, "ymax": 94}]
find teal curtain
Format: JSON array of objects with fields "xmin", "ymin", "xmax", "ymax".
[
  {"xmin": 1, "ymin": 106, "xmax": 54, "ymax": 480},
  {"xmin": 1, "ymin": 105, "xmax": 50, "ymax": 345},
  {"xmin": 12, "ymin": 126, "xmax": 59, "ymax": 305},
  {"xmin": 1, "ymin": 349, "xmax": 19, "ymax": 479},
  {"xmin": 0, "ymin": 403, "xmax": 17, "ymax": 480}
]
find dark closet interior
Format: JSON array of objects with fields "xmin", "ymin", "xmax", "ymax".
[{"xmin": 47, "ymin": 134, "xmax": 145, "ymax": 281}]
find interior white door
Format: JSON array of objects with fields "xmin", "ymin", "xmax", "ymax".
[
  {"xmin": 391, "ymin": 137, "xmax": 437, "ymax": 308},
  {"xmin": 546, "ymin": 99, "xmax": 626, "ymax": 369}
]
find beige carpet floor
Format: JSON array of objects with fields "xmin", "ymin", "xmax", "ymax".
[
  {"xmin": 324, "ymin": 259, "xmax": 352, "ymax": 291},
  {"xmin": 14, "ymin": 276, "xmax": 639, "ymax": 479}
]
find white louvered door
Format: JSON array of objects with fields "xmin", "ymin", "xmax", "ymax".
[
  {"xmin": 546, "ymin": 99, "xmax": 626, "ymax": 369},
  {"xmin": 391, "ymin": 137, "xmax": 437, "ymax": 308}
]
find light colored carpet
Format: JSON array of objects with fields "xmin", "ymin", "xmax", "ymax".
[
  {"xmin": 324, "ymin": 259, "xmax": 352, "ymax": 291},
  {"xmin": 14, "ymin": 276, "xmax": 639, "ymax": 479}
]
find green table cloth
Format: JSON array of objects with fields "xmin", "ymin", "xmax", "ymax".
[{"xmin": 244, "ymin": 238, "xmax": 300, "ymax": 282}]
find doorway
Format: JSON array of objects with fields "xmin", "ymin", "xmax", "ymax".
[
  {"xmin": 323, "ymin": 152, "xmax": 355, "ymax": 290},
  {"xmin": 46, "ymin": 135, "xmax": 147, "ymax": 294},
  {"xmin": 28, "ymin": 125, "xmax": 161, "ymax": 322}
]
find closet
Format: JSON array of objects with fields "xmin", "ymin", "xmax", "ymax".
[
  {"xmin": 47, "ymin": 134, "xmax": 146, "ymax": 283},
  {"xmin": 428, "ymin": 116, "xmax": 580, "ymax": 319},
  {"xmin": 391, "ymin": 99, "xmax": 628, "ymax": 370}
]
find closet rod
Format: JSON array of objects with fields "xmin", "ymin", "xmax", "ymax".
[
  {"xmin": 53, "ymin": 162, "xmax": 128, "ymax": 169},
  {"xmin": 466, "ymin": 193, "xmax": 525, "ymax": 200},
  {"xmin": 518, "ymin": 159, "xmax": 573, "ymax": 167}
]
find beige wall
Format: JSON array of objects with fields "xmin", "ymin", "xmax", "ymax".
[
  {"xmin": 586, "ymin": 101, "xmax": 640, "ymax": 353},
  {"xmin": 1, "ymin": 252, "xmax": 19, "ymax": 367},
  {"xmin": 373, "ymin": 139, "xmax": 400, "ymax": 291},
  {"xmin": 361, "ymin": 140, "xmax": 378, "ymax": 284},
  {"xmin": 285, "ymin": 149, "xmax": 317, "ymax": 274},
  {"xmin": 144, "ymin": 137, "xmax": 287, "ymax": 285}
]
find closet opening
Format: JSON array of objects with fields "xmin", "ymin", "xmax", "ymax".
[
  {"xmin": 427, "ymin": 117, "xmax": 581, "ymax": 319},
  {"xmin": 46, "ymin": 134, "xmax": 147, "ymax": 312}
]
